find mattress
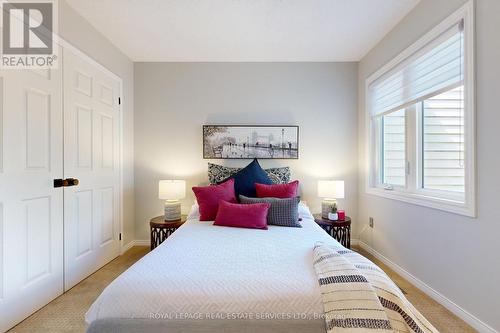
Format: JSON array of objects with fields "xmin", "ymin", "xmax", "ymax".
[{"xmin": 86, "ymin": 204, "xmax": 338, "ymax": 332}]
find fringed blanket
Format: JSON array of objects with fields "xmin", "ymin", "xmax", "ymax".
[{"xmin": 313, "ymin": 243, "xmax": 439, "ymax": 333}]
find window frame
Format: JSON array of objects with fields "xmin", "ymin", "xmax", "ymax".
[
  {"xmin": 379, "ymin": 108, "xmax": 408, "ymax": 190},
  {"xmin": 365, "ymin": 1, "xmax": 476, "ymax": 217}
]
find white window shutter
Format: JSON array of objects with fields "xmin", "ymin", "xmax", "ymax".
[{"xmin": 369, "ymin": 20, "xmax": 464, "ymax": 118}]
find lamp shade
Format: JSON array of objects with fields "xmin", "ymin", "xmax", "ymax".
[
  {"xmin": 317, "ymin": 180, "xmax": 344, "ymax": 199},
  {"xmin": 158, "ymin": 180, "xmax": 186, "ymax": 200}
]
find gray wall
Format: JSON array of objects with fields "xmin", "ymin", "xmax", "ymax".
[
  {"xmin": 134, "ymin": 63, "xmax": 358, "ymax": 240},
  {"xmin": 59, "ymin": 0, "xmax": 135, "ymax": 245},
  {"xmin": 358, "ymin": 0, "xmax": 500, "ymax": 331}
]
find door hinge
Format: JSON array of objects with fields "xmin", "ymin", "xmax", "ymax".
[
  {"xmin": 119, "ymin": 233, "xmax": 122, "ymax": 241},
  {"xmin": 118, "ymin": 97, "xmax": 121, "ymax": 105}
]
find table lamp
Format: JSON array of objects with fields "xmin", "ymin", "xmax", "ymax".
[
  {"xmin": 158, "ymin": 180, "xmax": 186, "ymax": 221},
  {"xmin": 317, "ymin": 180, "xmax": 344, "ymax": 219}
]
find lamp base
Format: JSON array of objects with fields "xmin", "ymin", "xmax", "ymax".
[
  {"xmin": 164, "ymin": 200, "xmax": 181, "ymax": 221},
  {"xmin": 321, "ymin": 199, "xmax": 337, "ymax": 219}
]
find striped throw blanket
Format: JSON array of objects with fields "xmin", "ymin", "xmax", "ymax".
[{"xmin": 313, "ymin": 243, "xmax": 439, "ymax": 333}]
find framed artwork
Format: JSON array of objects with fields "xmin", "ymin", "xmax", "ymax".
[{"xmin": 203, "ymin": 125, "xmax": 299, "ymax": 159}]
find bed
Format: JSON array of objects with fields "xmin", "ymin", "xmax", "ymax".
[{"xmin": 86, "ymin": 203, "xmax": 334, "ymax": 333}]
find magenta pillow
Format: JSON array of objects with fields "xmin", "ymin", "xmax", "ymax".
[
  {"xmin": 192, "ymin": 179, "xmax": 237, "ymax": 221},
  {"xmin": 214, "ymin": 200, "xmax": 270, "ymax": 230},
  {"xmin": 255, "ymin": 180, "xmax": 299, "ymax": 198}
]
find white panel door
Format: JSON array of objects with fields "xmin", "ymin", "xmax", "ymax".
[
  {"xmin": 0, "ymin": 62, "xmax": 64, "ymax": 331},
  {"xmin": 63, "ymin": 47, "xmax": 121, "ymax": 290}
]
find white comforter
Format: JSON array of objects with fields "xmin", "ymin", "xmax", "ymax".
[{"xmin": 86, "ymin": 204, "xmax": 340, "ymax": 324}]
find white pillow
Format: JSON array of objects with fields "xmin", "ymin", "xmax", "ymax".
[
  {"xmin": 186, "ymin": 203, "xmax": 200, "ymax": 220},
  {"xmin": 298, "ymin": 201, "xmax": 313, "ymax": 220}
]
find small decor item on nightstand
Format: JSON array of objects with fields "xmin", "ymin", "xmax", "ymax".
[
  {"xmin": 328, "ymin": 202, "xmax": 338, "ymax": 221},
  {"xmin": 318, "ymin": 180, "xmax": 344, "ymax": 219},
  {"xmin": 159, "ymin": 180, "xmax": 186, "ymax": 221},
  {"xmin": 338, "ymin": 210, "xmax": 345, "ymax": 221}
]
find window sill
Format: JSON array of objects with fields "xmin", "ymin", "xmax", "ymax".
[{"xmin": 365, "ymin": 187, "xmax": 476, "ymax": 218}]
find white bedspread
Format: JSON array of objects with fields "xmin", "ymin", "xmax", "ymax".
[{"xmin": 86, "ymin": 204, "xmax": 339, "ymax": 324}]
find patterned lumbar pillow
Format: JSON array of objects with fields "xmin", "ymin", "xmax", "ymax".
[
  {"xmin": 264, "ymin": 166, "xmax": 291, "ymax": 185},
  {"xmin": 208, "ymin": 163, "xmax": 240, "ymax": 184},
  {"xmin": 208, "ymin": 163, "xmax": 290, "ymax": 185},
  {"xmin": 239, "ymin": 195, "xmax": 301, "ymax": 228}
]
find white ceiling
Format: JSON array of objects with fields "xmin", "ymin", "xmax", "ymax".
[{"xmin": 66, "ymin": 0, "xmax": 420, "ymax": 62}]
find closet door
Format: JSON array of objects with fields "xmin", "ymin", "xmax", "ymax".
[
  {"xmin": 0, "ymin": 64, "xmax": 64, "ymax": 331},
  {"xmin": 63, "ymin": 47, "xmax": 121, "ymax": 290}
]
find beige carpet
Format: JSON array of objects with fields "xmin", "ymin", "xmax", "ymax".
[
  {"xmin": 7, "ymin": 247, "xmax": 148, "ymax": 333},
  {"xmin": 8, "ymin": 246, "xmax": 476, "ymax": 333}
]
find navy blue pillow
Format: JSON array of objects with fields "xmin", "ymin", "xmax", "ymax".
[{"xmin": 219, "ymin": 159, "xmax": 272, "ymax": 198}]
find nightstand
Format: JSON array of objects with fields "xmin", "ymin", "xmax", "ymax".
[
  {"xmin": 150, "ymin": 215, "xmax": 187, "ymax": 250},
  {"xmin": 313, "ymin": 214, "xmax": 351, "ymax": 249}
]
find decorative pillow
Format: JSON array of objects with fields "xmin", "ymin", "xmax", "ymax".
[
  {"xmin": 208, "ymin": 163, "xmax": 290, "ymax": 185},
  {"xmin": 186, "ymin": 203, "xmax": 200, "ymax": 220},
  {"xmin": 207, "ymin": 163, "xmax": 240, "ymax": 184},
  {"xmin": 239, "ymin": 195, "xmax": 301, "ymax": 227},
  {"xmin": 192, "ymin": 179, "xmax": 237, "ymax": 221},
  {"xmin": 214, "ymin": 200, "xmax": 270, "ymax": 230},
  {"xmin": 264, "ymin": 166, "xmax": 291, "ymax": 184},
  {"xmin": 220, "ymin": 159, "xmax": 272, "ymax": 198},
  {"xmin": 255, "ymin": 180, "xmax": 299, "ymax": 198}
]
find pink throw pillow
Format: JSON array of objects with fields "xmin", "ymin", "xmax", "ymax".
[
  {"xmin": 192, "ymin": 179, "xmax": 237, "ymax": 221},
  {"xmin": 214, "ymin": 200, "xmax": 270, "ymax": 230},
  {"xmin": 255, "ymin": 180, "xmax": 299, "ymax": 198}
]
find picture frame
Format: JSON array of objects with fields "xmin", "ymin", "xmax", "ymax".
[{"xmin": 203, "ymin": 125, "xmax": 299, "ymax": 159}]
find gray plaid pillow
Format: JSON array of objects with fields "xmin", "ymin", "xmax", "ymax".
[{"xmin": 239, "ymin": 195, "xmax": 301, "ymax": 228}]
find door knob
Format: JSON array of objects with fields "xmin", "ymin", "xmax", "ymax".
[
  {"xmin": 65, "ymin": 178, "xmax": 79, "ymax": 186},
  {"xmin": 53, "ymin": 178, "xmax": 80, "ymax": 188}
]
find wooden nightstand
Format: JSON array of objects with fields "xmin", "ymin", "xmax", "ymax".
[
  {"xmin": 150, "ymin": 215, "xmax": 187, "ymax": 250},
  {"xmin": 313, "ymin": 214, "xmax": 351, "ymax": 249}
]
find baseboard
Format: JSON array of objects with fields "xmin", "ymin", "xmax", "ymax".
[
  {"xmin": 121, "ymin": 240, "xmax": 150, "ymax": 254},
  {"xmin": 357, "ymin": 241, "xmax": 498, "ymax": 333},
  {"xmin": 121, "ymin": 240, "xmax": 135, "ymax": 254}
]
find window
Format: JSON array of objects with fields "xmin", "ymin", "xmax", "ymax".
[
  {"xmin": 366, "ymin": 2, "xmax": 475, "ymax": 216},
  {"xmin": 382, "ymin": 109, "xmax": 406, "ymax": 187},
  {"xmin": 422, "ymin": 86, "xmax": 465, "ymax": 194}
]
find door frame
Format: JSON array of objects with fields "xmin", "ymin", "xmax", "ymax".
[{"xmin": 57, "ymin": 38, "xmax": 125, "ymax": 255}]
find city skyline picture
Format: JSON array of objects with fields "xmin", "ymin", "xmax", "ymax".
[{"xmin": 203, "ymin": 125, "xmax": 299, "ymax": 159}]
